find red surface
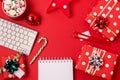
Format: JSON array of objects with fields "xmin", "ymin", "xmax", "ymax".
[{"xmin": 0, "ymin": 0, "xmax": 120, "ymax": 80}]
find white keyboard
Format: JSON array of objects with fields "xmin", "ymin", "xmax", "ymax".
[{"xmin": 0, "ymin": 18, "xmax": 38, "ymax": 55}]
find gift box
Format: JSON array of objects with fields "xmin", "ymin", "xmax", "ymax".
[
  {"xmin": 75, "ymin": 45, "xmax": 118, "ymax": 80},
  {"xmin": 0, "ymin": 53, "xmax": 26, "ymax": 79},
  {"xmin": 86, "ymin": 0, "xmax": 120, "ymax": 41}
]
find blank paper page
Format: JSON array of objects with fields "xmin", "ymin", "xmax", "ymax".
[{"xmin": 38, "ymin": 59, "xmax": 73, "ymax": 80}]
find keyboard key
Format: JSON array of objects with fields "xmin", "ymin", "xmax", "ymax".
[
  {"xmin": 0, "ymin": 31, "xmax": 3, "ymax": 35},
  {"xmin": 20, "ymin": 44, "xmax": 31, "ymax": 51},
  {"xmin": 7, "ymin": 34, "xmax": 11, "ymax": 38},
  {"xmin": 3, "ymin": 38, "xmax": 7, "ymax": 42},
  {"xmin": 11, "ymin": 31, "xmax": 16, "ymax": 35},
  {"xmin": 24, "ymin": 36, "xmax": 28, "ymax": 40},
  {"xmin": 28, "ymin": 42, "xmax": 33, "ymax": 46},
  {"xmin": 0, "ymin": 36, "xmax": 3, "ymax": 40},
  {"xmin": 7, "ymin": 24, "xmax": 11, "ymax": 29},
  {"xmin": 16, "ymin": 42, "xmax": 20, "ymax": 46},
  {"xmin": 23, "ymin": 30, "xmax": 28, "ymax": 35},
  {"xmin": 4, "ymin": 42, "xmax": 9, "ymax": 47},
  {"xmin": 0, "ymin": 40, "xmax": 4, "ymax": 45},
  {"xmin": 19, "ymin": 39, "xmax": 23, "ymax": 43},
  {"xmin": 15, "ymin": 37, "xmax": 19, "ymax": 41},
  {"xmin": 0, "ymin": 26, "xmax": 3, "ymax": 30},
  {"xmin": 23, "ymin": 40, "xmax": 27, "ymax": 44},
  {"xmin": 28, "ymin": 37, "xmax": 34, "ymax": 42},
  {"xmin": 20, "ymin": 34, "xmax": 24, "ymax": 38},
  {"xmin": 19, "ymin": 29, "xmax": 24, "ymax": 33},
  {"xmin": 7, "ymin": 39, "xmax": 11, "ymax": 43},
  {"xmin": 11, "ymin": 23, "xmax": 15, "ymax": 26},
  {"xmin": 11, "ymin": 36, "xmax": 15, "ymax": 40},
  {"xmin": 16, "ymin": 33, "xmax": 20, "ymax": 37},
  {"xmin": 21, "ymin": 49, "xmax": 26, "ymax": 54},
  {"xmin": 13, "ymin": 46, "xmax": 17, "ymax": 51},
  {"xmin": 11, "ymin": 40, "xmax": 16, "ymax": 45},
  {"xmin": 17, "ymin": 47, "xmax": 22, "ymax": 52},
  {"xmin": 11, "ymin": 27, "xmax": 15, "ymax": 31},
  {"xmin": 9, "ymin": 44, "xmax": 13, "ymax": 49},
  {"xmin": 8, "ymin": 30, "xmax": 12, "ymax": 33},
  {"xmin": 3, "ymin": 23, "xmax": 7, "ymax": 27},
  {"xmin": 3, "ymin": 33, "xmax": 7, "ymax": 37},
  {"xmin": 28, "ymin": 32, "xmax": 36, "ymax": 38},
  {"xmin": 0, "ymin": 21, "xmax": 3, "ymax": 25},
  {"xmin": 3, "ymin": 28, "xmax": 7, "ymax": 32},
  {"xmin": 15, "ymin": 28, "xmax": 19, "ymax": 32}
]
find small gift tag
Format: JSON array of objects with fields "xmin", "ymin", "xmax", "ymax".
[
  {"xmin": 14, "ymin": 68, "xmax": 25, "ymax": 79},
  {"xmin": 78, "ymin": 31, "xmax": 91, "ymax": 40}
]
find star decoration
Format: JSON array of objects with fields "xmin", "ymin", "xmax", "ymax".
[{"xmin": 47, "ymin": 0, "xmax": 73, "ymax": 17}]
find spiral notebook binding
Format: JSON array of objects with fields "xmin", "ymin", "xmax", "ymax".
[
  {"xmin": 39, "ymin": 57, "xmax": 72, "ymax": 63},
  {"xmin": 40, "ymin": 57, "xmax": 72, "ymax": 60}
]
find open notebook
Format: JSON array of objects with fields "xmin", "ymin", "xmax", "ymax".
[{"xmin": 38, "ymin": 58, "xmax": 73, "ymax": 80}]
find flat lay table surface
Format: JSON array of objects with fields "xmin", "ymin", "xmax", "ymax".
[{"xmin": 0, "ymin": 0, "xmax": 120, "ymax": 80}]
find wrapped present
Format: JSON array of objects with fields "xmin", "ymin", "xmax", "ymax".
[
  {"xmin": 0, "ymin": 53, "xmax": 26, "ymax": 79},
  {"xmin": 86, "ymin": 0, "xmax": 120, "ymax": 41},
  {"xmin": 75, "ymin": 45, "xmax": 118, "ymax": 80}
]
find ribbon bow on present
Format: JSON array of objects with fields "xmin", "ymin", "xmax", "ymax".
[
  {"xmin": 90, "ymin": 14, "xmax": 117, "ymax": 37},
  {"xmin": 85, "ymin": 47, "xmax": 105, "ymax": 75},
  {"xmin": 4, "ymin": 59, "xmax": 19, "ymax": 74},
  {"xmin": 89, "ymin": 54, "xmax": 103, "ymax": 70},
  {"xmin": 94, "ymin": 16, "xmax": 108, "ymax": 29}
]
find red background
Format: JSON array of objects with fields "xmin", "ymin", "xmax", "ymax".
[{"xmin": 0, "ymin": 0, "xmax": 120, "ymax": 80}]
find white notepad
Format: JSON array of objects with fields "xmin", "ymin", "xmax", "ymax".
[{"xmin": 38, "ymin": 58, "xmax": 73, "ymax": 80}]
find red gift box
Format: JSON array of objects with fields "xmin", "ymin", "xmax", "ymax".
[
  {"xmin": 75, "ymin": 45, "xmax": 118, "ymax": 80},
  {"xmin": 86, "ymin": 0, "xmax": 120, "ymax": 41},
  {"xmin": 1, "ymin": 53, "xmax": 26, "ymax": 79}
]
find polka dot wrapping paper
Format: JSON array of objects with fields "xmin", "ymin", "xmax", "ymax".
[
  {"xmin": 75, "ymin": 45, "xmax": 118, "ymax": 80},
  {"xmin": 85, "ymin": 0, "xmax": 120, "ymax": 41},
  {"xmin": 0, "ymin": 54, "xmax": 26, "ymax": 79}
]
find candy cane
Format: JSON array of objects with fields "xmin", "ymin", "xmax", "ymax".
[{"xmin": 30, "ymin": 37, "xmax": 48, "ymax": 64}]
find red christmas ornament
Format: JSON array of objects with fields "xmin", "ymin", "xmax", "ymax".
[
  {"xmin": 26, "ymin": 12, "xmax": 40, "ymax": 25},
  {"xmin": 47, "ymin": 0, "xmax": 73, "ymax": 17}
]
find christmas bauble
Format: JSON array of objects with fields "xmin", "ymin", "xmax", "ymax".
[{"xmin": 26, "ymin": 12, "xmax": 40, "ymax": 25}]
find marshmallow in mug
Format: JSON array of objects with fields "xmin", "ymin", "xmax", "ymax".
[{"xmin": 3, "ymin": 0, "xmax": 26, "ymax": 17}]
